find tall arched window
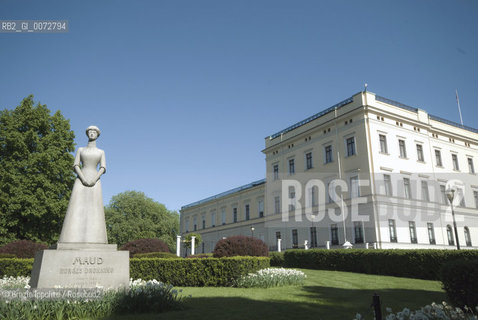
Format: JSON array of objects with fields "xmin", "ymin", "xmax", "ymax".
[
  {"xmin": 464, "ymin": 227, "xmax": 472, "ymax": 247},
  {"xmin": 446, "ymin": 225, "xmax": 454, "ymax": 246}
]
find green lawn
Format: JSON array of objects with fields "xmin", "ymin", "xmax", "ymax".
[{"xmin": 110, "ymin": 269, "xmax": 446, "ymax": 320}]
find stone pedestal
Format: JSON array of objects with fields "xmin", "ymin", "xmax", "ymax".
[{"xmin": 30, "ymin": 243, "xmax": 129, "ymax": 289}]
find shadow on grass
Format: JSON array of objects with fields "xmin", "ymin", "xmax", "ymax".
[{"xmin": 107, "ymin": 286, "xmax": 447, "ymax": 320}]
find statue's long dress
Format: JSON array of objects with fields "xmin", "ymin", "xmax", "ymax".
[{"xmin": 58, "ymin": 147, "xmax": 107, "ymax": 243}]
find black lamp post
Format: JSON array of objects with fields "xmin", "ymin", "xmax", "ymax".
[
  {"xmin": 250, "ymin": 226, "xmax": 255, "ymax": 238},
  {"xmin": 446, "ymin": 188, "xmax": 461, "ymax": 250}
]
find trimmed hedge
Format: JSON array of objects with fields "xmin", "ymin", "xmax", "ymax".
[
  {"xmin": 0, "ymin": 256, "xmax": 270, "ymax": 287},
  {"xmin": 269, "ymin": 252, "xmax": 285, "ymax": 267},
  {"xmin": 440, "ymin": 259, "xmax": 478, "ymax": 308},
  {"xmin": 186, "ymin": 253, "xmax": 213, "ymax": 259},
  {"xmin": 134, "ymin": 252, "xmax": 179, "ymax": 259},
  {"xmin": 283, "ymin": 249, "xmax": 478, "ymax": 280},
  {"xmin": 131, "ymin": 256, "xmax": 270, "ymax": 286},
  {"xmin": 0, "ymin": 258, "xmax": 33, "ymax": 277}
]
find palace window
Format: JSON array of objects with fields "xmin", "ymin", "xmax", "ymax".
[
  {"xmin": 465, "ymin": 227, "xmax": 472, "ymax": 247},
  {"xmin": 403, "ymin": 178, "xmax": 411, "ymax": 199},
  {"xmin": 288, "ymin": 159, "xmax": 295, "ymax": 175},
  {"xmin": 435, "ymin": 150, "xmax": 442, "ymax": 166},
  {"xmin": 346, "ymin": 137, "xmax": 356, "ymax": 156},
  {"xmin": 325, "ymin": 145, "xmax": 333, "ymax": 163},
  {"xmin": 446, "ymin": 225, "xmax": 454, "ymax": 246},
  {"xmin": 399, "ymin": 139, "xmax": 407, "ymax": 158},
  {"xmin": 389, "ymin": 219, "xmax": 397, "ymax": 242},
  {"xmin": 306, "ymin": 152, "xmax": 313, "ymax": 170},
  {"xmin": 468, "ymin": 157, "xmax": 475, "ymax": 174},
  {"xmin": 354, "ymin": 221, "xmax": 364, "ymax": 243},
  {"xmin": 427, "ymin": 223, "xmax": 436, "ymax": 244},
  {"xmin": 331, "ymin": 224, "xmax": 339, "ymax": 245},
  {"xmin": 409, "ymin": 221, "xmax": 417, "ymax": 243},
  {"xmin": 379, "ymin": 134, "xmax": 388, "ymax": 153},
  {"xmin": 452, "ymin": 154, "xmax": 459, "ymax": 171},
  {"xmin": 416, "ymin": 144, "xmax": 424, "ymax": 162}
]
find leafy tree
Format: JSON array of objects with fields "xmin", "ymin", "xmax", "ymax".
[
  {"xmin": 105, "ymin": 191, "xmax": 179, "ymax": 250},
  {"xmin": 0, "ymin": 95, "xmax": 75, "ymax": 244},
  {"xmin": 183, "ymin": 233, "xmax": 202, "ymax": 256}
]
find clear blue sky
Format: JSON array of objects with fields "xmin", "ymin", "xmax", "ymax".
[{"xmin": 1, "ymin": 0, "xmax": 477, "ymax": 212}]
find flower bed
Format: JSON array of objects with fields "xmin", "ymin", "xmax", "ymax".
[
  {"xmin": 0, "ymin": 276, "xmax": 186, "ymax": 320},
  {"xmin": 234, "ymin": 268, "xmax": 306, "ymax": 288}
]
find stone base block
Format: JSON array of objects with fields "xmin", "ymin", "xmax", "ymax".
[{"xmin": 30, "ymin": 248, "xmax": 129, "ymax": 289}]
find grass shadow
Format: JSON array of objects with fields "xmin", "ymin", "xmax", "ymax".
[{"xmin": 107, "ymin": 286, "xmax": 446, "ymax": 320}]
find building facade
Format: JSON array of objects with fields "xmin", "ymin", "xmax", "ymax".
[{"xmin": 180, "ymin": 91, "xmax": 478, "ymax": 253}]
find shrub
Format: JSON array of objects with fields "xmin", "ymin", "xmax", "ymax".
[
  {"xmin": 134, "ymin": 252, "xmax": 179, "ymax": 259},
  {"xmin": 234, "ymin": 268, "xmax": 306, "ymax": 288},
  {"xmin": 186, "ymin": 253, "xmax": 213, "ymax": 259},
  {"xmin": 120, "ymin": 238, "xmax": 170, "ymax": 257},
  {"xmin": 130, "ymin": 256, "xmax": 270, "ymax": 286},
  {"xmin": 0, "ymin": 240, "xmax": 47, "ymax": 258},
  {"xmin": 269, "ymin": 252, "xmax": 285, "ymax": 267},
  {"xmin": 0, "ymin": 253, "xmax": 15, "ymax": 259},
  {"xmin": 440, "ymin": 259, "xmax": 478, "ymax": 308},
  {"xmin": 213, "ymin": 236, "xmax": 268, "ymax": 258},
  {"xmin": 0, "ymin": 258, "xmax": 33, "ymax": 277},
  {"xmin": 283, "ymin": 249, "xmax": 478, "ymax": 280}
]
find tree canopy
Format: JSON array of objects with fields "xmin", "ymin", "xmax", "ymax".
[
  {"xmin": 0, "ymin": 95, "xmax": 76, "ymax": 244},
  {"xmin": 105, "ymin": 191, "xmax": 179, "ymax": 250}
]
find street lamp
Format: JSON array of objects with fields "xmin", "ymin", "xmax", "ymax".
[
  {"xmin": 446, "ymin": 188, "xmax": 461, "ymax": 250},
  {"xmin": 250, "ymin": 226, "xmax": 255, "ymax": 238}
]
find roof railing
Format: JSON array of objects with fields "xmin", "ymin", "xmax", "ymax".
[
  {"xmin": 375, "ymin": 95, "xmax": 418, "ymax": 112},
  {"xmin": 268, "ymin": 96, "xmax": 354, "ymax": 140},
  {"xmin": 429, "ymin": 114, "xmax": 478, "ymax": 134},
  {"xmin": 181, "ymin": 178, "xmax": 266, "ymax": 209}
]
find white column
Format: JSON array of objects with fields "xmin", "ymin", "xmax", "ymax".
[
  {"xmin": 277, "ymin": 238, "xmax": 282, "ymax": 252},
  {"xmin": 326, "ymin": 241, "xmax": 330, "ymax": 250},
  {"xmin": 176, "ymin": 235, "xmax": 181, "ymax": 257},
  {"xmin": 373, "ymin": 242, "xmax": 377, "ymax": 249},
  {"xmin": 365, "ymin": 243, "xmax": 369, "ymax": 249},
  {"xmin": 191, "ymin": 236, "xmax": 196, "ymax": 255},
  {"xmin": 304, "ymin": 240, "xmax": 309, "ymax": 250}
]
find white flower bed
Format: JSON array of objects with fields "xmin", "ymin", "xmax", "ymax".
[
  {"xmin": 234, "ymin": 268, "xmax": 306, "ymax": 288},
  {"xmin": 0, "ymin": 276, "xmax": 30, "ymax": 289},
  {"xmin": 0, "ymin": 276, "xmax": 185, "ymax": 319}
]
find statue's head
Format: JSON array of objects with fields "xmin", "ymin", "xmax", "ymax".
[{"xmin": 86, "ymin": 125, "xmax": 101, "ymax": 140}]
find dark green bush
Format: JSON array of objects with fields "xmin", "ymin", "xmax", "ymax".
[
  {"xmin": 130, "ymin": 256, "xmax": 270, "ymax": 286},
  {"xmin": 283, "ymin": 249, "xmax": 478, "ymax": 280},
  {"xmin": 0, "ymin": 256, "xmax": 270, "ymax": 287},
  {"xmin": 269, "ymin": 252, "xmax": 284, "ymax": 267},
  {"xmin": 440, "ymin": 259, "xmax": 478, "ymax": 308},
  {"xmin": 213, "ymin": 236, "xmax": 268, "ymax": 258},
  {"xmin": 0, "ymin": 258, "xmax": 33, "ymax": 277},
  {"xmin": 134, "ymin": 252, "xmax": 179, "ymax": 259}
]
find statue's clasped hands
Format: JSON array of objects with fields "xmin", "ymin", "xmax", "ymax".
[{"xmin": 80, "ymin": 177, "xmax": 97, "ymax": 187}]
